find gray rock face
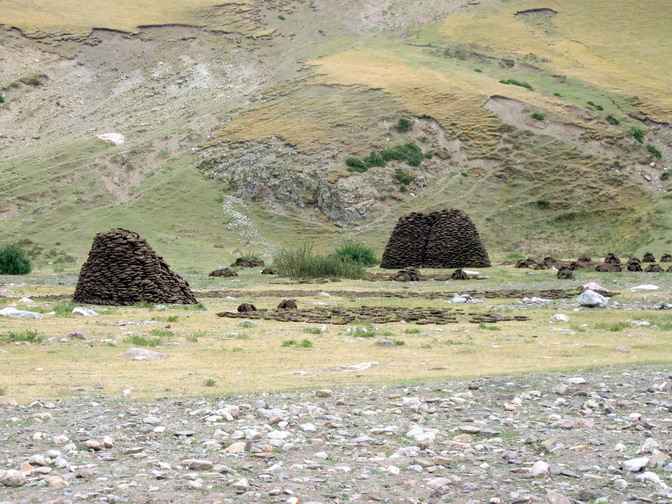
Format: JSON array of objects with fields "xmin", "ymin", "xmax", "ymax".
[
  {"xmin": 577, "ymin": 289, "xmax": 608, "ymax": 308},
  {"xmin": 199, "ymin": 139, "xmax": 379, "ymax": 226}
]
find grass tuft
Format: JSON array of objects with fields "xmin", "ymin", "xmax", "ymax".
[
  {"xmin": 334, "ymin": 241, "xmax": 379, "ymax": 265},
  {"xmin": 125, "ymin": 335, "xmax": 162, "ymax": 347},
  {"xmin": 273, "ymin": 244, "xmax": 366, "ymax": 279},
  {"xmin": 1, "ymin": 330, "xmax": 43, "ymax": 343}
]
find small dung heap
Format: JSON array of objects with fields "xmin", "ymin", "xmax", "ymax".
[
  {"xmin": 381, "ymin": 209, "xmax": 490, "ymax": 269},
  {"xmin": 73, "ymin": 229, "xmax": 197, "ymax": 306}
]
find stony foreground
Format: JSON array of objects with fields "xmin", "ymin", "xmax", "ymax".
[{"xmin": 1, "ymin": 366, "xmax": 671, "ymax": 504}]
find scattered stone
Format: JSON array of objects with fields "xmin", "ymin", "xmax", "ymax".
[
  {"xmin": 0, "ymin": 469, "xmax": 27, "ymax": 487},
  {"xmin": 68, "ymin": 332, "xmax": 89, "ymax": 340},
  {"xmin": 122, "ymin": 348, "xmax": 167, "ymax": 360},
  {"xmin": 322, "ymin": 362, "xmax": 379, "ymax": 372},
  {"xmin": 72, "ymin": 307, "xmax": 98, "ymax": 317},
  {"xmin": 630, "ymin": 284, "xmax": 660, "ymax": 291},
  {"xmin": 0, "ymin": 307, "xmax": 43, "ymax": 319},
  {"xmin": 624, "ymin": 457, "xmax": 649, "ymax": 472},
  {"xmin": 550, "ymin": 314, "xmax": 570, "ymax": 323},
  {"xmin": 315, "ymin": 389, "xmax": 332, "ymax": 398}
]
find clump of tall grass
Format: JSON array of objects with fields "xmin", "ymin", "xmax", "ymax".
[
  {"xmin": 273, "ymin": 245, "xmax": 366, "ymax": 279},
  {"xmin": 334, "ymin": 241, "xmax": 379, "ymax": 265}
]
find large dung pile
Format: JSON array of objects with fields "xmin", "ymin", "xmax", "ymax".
[
  {"xmin": 381, "ymin": 209, "xmax": 490, "ymax": 269},
  {"xmin": 73, "ymin": 229, "xmax": 197, "ymax": 306}
]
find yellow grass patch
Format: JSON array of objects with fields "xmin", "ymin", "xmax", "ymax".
[
  {"xmin": 1, "ymin": 270, "xmax": 670, "ymax": 403},
  {"xmin": 2, "ymin": 0, "xmax": 256, "ymax": 39},
  {"xmin": 420, "ymin": 0, "xmax": 672, "ymax": 122}
]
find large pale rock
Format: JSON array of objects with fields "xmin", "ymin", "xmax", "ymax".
[
  {"xmin": 322, "ymin": 362, "xmax": 379, "ymax": 372},
  {"xmin": 122, "ymin": 348, "xmax": 167, "ymax": 360},
  {"xmin": 577, "ymin": 290, "xmax": 608, "ymax": 308},
  {"xmin": 0, "ymin": 469, "xmax": 27, "ymax": 487},
  {"xmin": 624, "ymin": 457, "xmax": 649, "ymax": 472},
  {"xmin": 0, "ymin": 307, "xmax": 43, "ymax": 319},
  {"xmin": 96, "ymin": 133, "xmax": 126, "ymax": 145}
]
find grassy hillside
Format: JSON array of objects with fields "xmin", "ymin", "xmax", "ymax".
[{"xmin": 1, "ymin": 0, "xmax": 671, "ymax": 272}]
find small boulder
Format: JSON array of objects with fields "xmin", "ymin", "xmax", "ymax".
[
  {"xmin": 237, "ymin": 303, "xmax": 257, "ymax": 313},
  {"xmin": 277, "ymin": 299, "xmax": 297, "ymax": 309},
  {"xmin": 577, "ymin": 289, "xmax": 608, "ymax": 308},
  {"xmin": 0, "ymin": 307, "xmax": 43, "ymax": 319}
]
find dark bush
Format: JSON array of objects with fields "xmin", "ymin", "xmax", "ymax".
[
  {"xmin": 346, "ymin": 157, "xmax": 368, "ymax": 172},
  {"xmin": 396, "ymin": 117, "xmax": 412, "ymax": 132},
  {"xmin": 647, "ymin": 144, "xmax": 662, "ymax": 158},
  {"xmin": 394, "ymin": 167, "xmax": 414, "ymax": 185},
  {"xmin": 631, "ymin": 127, "xmax": 644, "ymax": 143},
  {"xmin": 499, "ymin": 79, "xmax": 533, "ymax": 90},
  {"xmin": 531, "ymin": 112, "xmax": 544, "ymax": 121},
  {"xmin": 0, "ymin": 243, "xmax": 32, "ymax": 275},
  {"xmin": 606, "ymin": 115, "xmax": 620, "ymax": 125}
]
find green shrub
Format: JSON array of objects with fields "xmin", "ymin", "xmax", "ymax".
[
  {"xmin": 334, "ymin": 241, "xmax": 379, "ymax": 265},
  {"xmin": 1, "ymin": 330, "xmax": 43, "ymax": 343},
  {"xmin": 530, "ymin": 112, "xmax": 544, "ymax": 121},
  {"xmin": 273, "ymin": 245, "xmax": 366, "ymax": 279},
  {"xmin": 399, "ymin": 185, "xmax": 407, "ymax": 192},
  {"xmin": 281, "ymin": 339, "xmax": 297, "ymax": 347},
  {"xmin": 661, "ymin": 171, "xmax": 670, "ymax": 181},
  {"xmin": 393, "ymin": 340, "xmax": 405, "ymax": 346},
  {"xmin": 278, "ymin": 14, "xmax": 285, "ymax": 20},
  {"xmin": 363, "ymin": 151, "xmax": 386, "ymax": 167},
  {"xmin": 478, "ymin": 323, "xmax": 500, "ymax": 331},
  {"xmin": 631, "ymin": 127, "xmax": 644, "ymax": 143},
  {"xmin": 606, "ymin": 115, "xmax": 620, "ymax": 125},
  {"xmin": 646, "ymin": 144, "xmax": 662, "ymax": 158},
  {"xmin": 0, "ymin": 243, "xmax": 32, "ymax": 274},
  {"xmin": 396, "ymin": 117, "xmax": 412, "ymax": 132},
  {"xmin": 474, "ymin": 68, "xmax": 482, "ymax": 73},
  {"xmin": 536, "ymin": 199, "xmax": 550, "ymax": 208},
  {"xmin": 460, "ymin": 171, "xmax": 469, "ymax": 177},
  {"xmin": 403, "ymin": 328, "xmax": 421, "ymax": 334},
  {"xmin": 299, "ymin": 338, "xmax": 313, "ymax": 348},
  {"xmin": 346, "ymin": 157, "xmax": 368, "ymax": 173},
  {"xmin": 499, "ymin": 79, "xmax": 533, "ymax": 90},
  {"xmin": 394, "ymin": 167, "xmax": 414, "ymax": 185},
  {"xmin": 346, "ymin": 143, "xmax": 425, "ymax": 171},
  {"xmin": 553, "ymin": 92, "xmax": 562, "ymax": 97},
  {"xmin": 0, "ymin": 94, "xmax": 4, "ymax": 104},
  {"xmin": 203, "ymin": 378, "xmax": 216, "ymax": 386},
  {"xmin": 587, "ymin": 101, "xmax": 604, "ymax": 111}
]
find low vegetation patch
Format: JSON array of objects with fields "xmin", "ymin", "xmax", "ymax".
[
  {"xmin": 606, "ymin": 115, "xmax": 620, "ymax": 125},
  {"xmin": 1, "ymin": 330, "xmax": 43, "ymax": 343},
  {"xmin": 395, "ymin": 117, "xmax": 412, "ymax": 132},
  {"xmin": 631, "ymin": 127, "xmax": 644, "ymax": 143},
  {"xmin": 273, "ymin": 245, "xmax": 366, "ymax": 279},
  {"xmin": 124, "ymin": 335, "xmax": 162, "ymax": 347},
  {"xmin": 346, "ymin": 142, "xmax": 426, "ymax": 172},
  {"xmin": 646, "ymin": 144, "xmax": 662, "ymax": 158},
  {"xmin": 499, "ymin": 79, "xmax": 533, "ymax": 90},
  {"xmin": 530, "ymin": 112, "xmax": 544, "ymax": 121},
  {"xmin": 587, "ymin": 101, "xmax": 604, "ymax": 111}
]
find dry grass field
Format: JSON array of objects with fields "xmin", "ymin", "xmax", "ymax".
[{"xmin": 2, "ymin": 266, "xmax": 670, "ymax": 403}]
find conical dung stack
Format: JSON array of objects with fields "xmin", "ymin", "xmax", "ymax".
[
  {"xmin": 73, "ymin": 228, "xmax": 197, "ymax": 306},
  {"xmin": 380, "ymin": 209, "xmax": 490, "ymax": 269}
]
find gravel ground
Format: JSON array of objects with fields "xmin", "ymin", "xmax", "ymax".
[{"xmin": 2, "ymin": 366, "xmax": 672, "ymax": 504}]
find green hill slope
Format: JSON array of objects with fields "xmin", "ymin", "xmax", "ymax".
[{"xmin": 1, "ymin": 0, "xmax": 670, "ymax": 271}]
